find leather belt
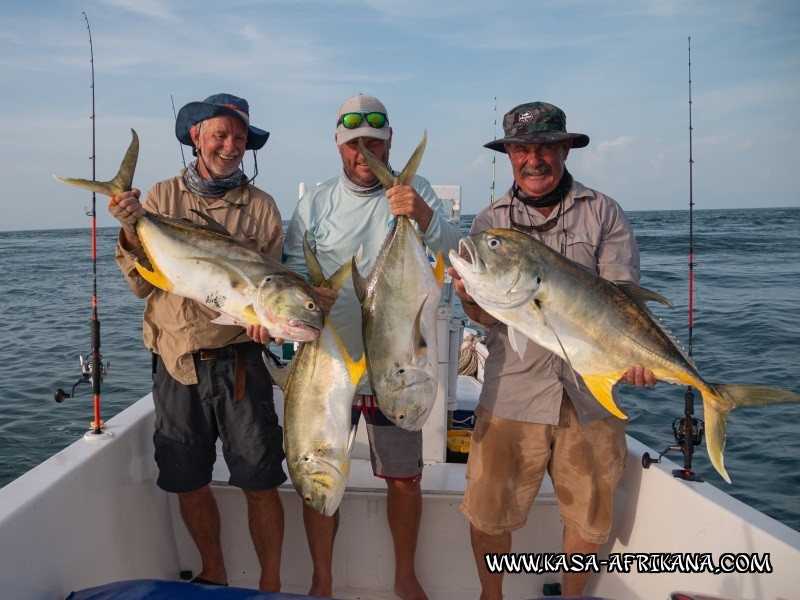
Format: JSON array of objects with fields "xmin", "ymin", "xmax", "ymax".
[{"xmin": 197, "ymin": 346, "xmax": 248, "ymax": 400}]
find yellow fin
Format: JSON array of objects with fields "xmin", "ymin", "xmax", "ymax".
[
  {"xmin": 242, "ymin": 305, "xmax": 260, "ymax": 325},
  {"xmin": 581, "ymin": 373, "xmax": 628, "ymax": 419},
  {"xmin": 135, "ymin": 262, "xmax": 172, "ymax": 292},
  {"xmin": 330, "ymin": 319, "xmax": 367, "ymax": 388},
  {"xmin": 432, "ymin": 250, "xmax": 444, "ymax": 289}
]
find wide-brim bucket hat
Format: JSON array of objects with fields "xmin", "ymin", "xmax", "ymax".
[
  {"xmin": 175, "ymin": 93, "xmax": 270, "ymax": 151},
  {"xmin": 484, "ymin": 101, "xmax": 589, "ymax": 153}
]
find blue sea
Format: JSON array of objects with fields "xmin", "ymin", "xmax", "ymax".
[{"xmin": 1, "ymin": 208, "xmax": 799, "ymax": 533}]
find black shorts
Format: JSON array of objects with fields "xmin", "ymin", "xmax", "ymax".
[{"xmin": 152, "ymin": 342, "xmax": 287, "ymax": 493}]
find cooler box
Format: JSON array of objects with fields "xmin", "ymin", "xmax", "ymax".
[{"xmin": 451, "ymin": 375, "xmax": 481, "ymax": 430}]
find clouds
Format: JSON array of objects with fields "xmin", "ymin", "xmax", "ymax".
[{"xmin": 0, "ymin": 0, "xmax": 798, "ymax": 231}]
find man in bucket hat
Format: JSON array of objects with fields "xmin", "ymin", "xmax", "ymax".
[
  {"xmin": 282, "ymin": 93, "xmax": 460, "ymax": 599},
  {"xmin": 449, "ymin": 101, "xmax": 656, "ymax": 597},
  {"xmin": 109, "ymin": 93, "xmax": 287, "ymax": 591}
]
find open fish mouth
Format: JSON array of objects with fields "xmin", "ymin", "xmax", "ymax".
[
  {"xmin": 283, "ymin": 320, "xmax": 322, "ymax": 342},
  {"xmin": 456, "ymin": 238, "xmax": 485, "ymax": 274}
]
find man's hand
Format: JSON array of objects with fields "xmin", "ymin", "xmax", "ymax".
[
  {"xmin": 386, "ymin": 185, "xmax": 433, "ymax": 232},
  {"xmin": 246, "ymin": 324, "xmax": 283, "ymax": 346},
  {"xmin": 109, "ymin": 189, "xmax": 144, "ymax": 239},
  {"xmin": 619, "ymin": 365, "xmax": 657, "ymax": 387}
]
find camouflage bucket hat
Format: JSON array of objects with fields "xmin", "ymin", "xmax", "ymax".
[{"xmin": 484, "ymin": 101, "xmax": 589, "ymax": 153}]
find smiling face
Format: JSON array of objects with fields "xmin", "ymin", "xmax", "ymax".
[
  {"xmin": 338, "ymin": 132, "xmax": 392, "ymax": 187},
  {"xmin": 506, "ymin": 140, "xmax": 571, "ymax": 198},
  {"xmin": 191, "ymin": 115, "xmax": 248, "ymax": 179}
]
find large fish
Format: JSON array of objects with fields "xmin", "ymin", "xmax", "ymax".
[
  {"xmin": 265, "ymin": 236, "xmax": 366, "ymax": 515},
  {"xmin": 351, "ymin": 132, "xmax": 444, "ymax": 431},
  {"xmin": 449, "ymin": 228, "xmax": 800, "ymax": 483},
  {"xmin": 54, "ymin": 129, "xmax": 323, "ymax": 342}
]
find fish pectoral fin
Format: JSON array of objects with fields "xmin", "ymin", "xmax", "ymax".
[
  {"xmin": 351, "ymin": 257, "xmax": 368, "ymax": 303},
  {"xmin": 346, "ymin": 423, "xmax": 359, "ymax": 456},
  {"xmin": 134, "ymin": 261, "xmax": 172, "ymax": 292},
  {"xmin": 413, "ymin": 295, "xmax": 429, "ymax": 354},
  {"xmin": 192, "ymin": 256, "xmax": 255, "ymax": 290},
  {"xmin": 210, "ymin": 313, "xmax": 245, "ymax": 327},
  {"xmin": 263, "ymin": 352, "xmax": 291, "ymax": 391},
  {"xmin": 581, "ymin": 374, "xmax": 628, "ymax": 419},
  {"xmin": 508, "ymin": 327, "xmax": 528, "ymax": 360}
]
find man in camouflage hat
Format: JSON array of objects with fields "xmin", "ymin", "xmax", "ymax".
[{"xmin": 450, "ymin": 101, "xmax": 656, "ymax": 597}]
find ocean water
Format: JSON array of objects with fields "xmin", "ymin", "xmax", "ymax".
[{"xmin": 1, "ymin": 208, "xmax": 798, "ymax": 533}]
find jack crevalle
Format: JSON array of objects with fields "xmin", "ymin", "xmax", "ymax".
[
  {"xmin": 351, "ymin": 132, "xmax": 444, "ymax": 431},
  {"xmin": 449, "ymin": 228, "xmax": 800, "ymax": 483},
  {"xmin": 265, "ymin": 235, "xmax": 366, "ymax": 516},
  {"xmin": 54, "ymin": 129, "xmax": 323, "ymax": 342}
]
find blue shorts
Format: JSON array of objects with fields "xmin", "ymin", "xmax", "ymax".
[
  {"xmin": 152, "ymin": 342, "xmax": 287, "ymax": 493},
  {"xmin": 352, "ymin": 394, "xmax": 423, "ymax": 480}
]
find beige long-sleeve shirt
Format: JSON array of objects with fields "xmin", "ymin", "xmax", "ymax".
[{"xmin": 115, "ymin": 171, "xmax": 283, "ymax": 385}]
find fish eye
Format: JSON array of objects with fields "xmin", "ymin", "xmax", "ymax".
[
  {"xmin": 488, "ymin": 238, "xmax": 500, "ymax": 249},
  {"xmin": 306, "ymin": 301, "xmax": 317, "ymax": 310}
]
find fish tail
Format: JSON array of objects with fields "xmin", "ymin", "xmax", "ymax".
[
  {"xmin": 700, "ymin": 383, "xmax": 800, "ymax": 483},
  {"xmin": 53, "ymin": 129, "xmax": 139, "ymax": 198}
]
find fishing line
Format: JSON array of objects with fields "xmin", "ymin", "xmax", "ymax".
[{"xmin": 53, "ymin": 12, "xmax": 112, "ymax": 440}]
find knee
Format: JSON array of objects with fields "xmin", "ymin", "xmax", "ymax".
[{"xmin": 386, "ymin": 477, "xmax": 421, "ymax": 496}]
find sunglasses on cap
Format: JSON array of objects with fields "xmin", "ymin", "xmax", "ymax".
[{"xmin": 337, "ymin": 111, "xmax": 387, "ymax": 130}]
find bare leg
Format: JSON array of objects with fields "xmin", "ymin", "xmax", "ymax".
[
  {"xmin": 469, "ymin": 523, "xmax": 509, "ymax": 600},
  {"xmin": 386, "ymin": 477, "xmax": 428, "ymax": 600},
  {"xmin": 242, "ymin": 488, "xmax": 283, "ymax": 592},
  {"xmin": 561, "ymin": 524, "xmax": 599, "ymax": 596},
  {"xmin": 178, "ymin": 485, "xmax": 227, "ymax": 585},
  {"xmin": 303, "ymin": 504, "xmax": 339, "ymax": 597}
]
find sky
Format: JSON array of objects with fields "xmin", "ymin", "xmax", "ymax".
[{"xmin": 1, "ymin": 0, "xmax": 798, "ymax": 231}]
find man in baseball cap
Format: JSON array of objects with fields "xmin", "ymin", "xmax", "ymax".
[{"xmin": 281, "ymin": 93, "xmax": 461, "ymax": 598}]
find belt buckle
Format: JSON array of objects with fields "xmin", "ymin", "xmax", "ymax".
[{"xmin": 199, "ymin": 350, "xmax": 218, "ymax": 361}]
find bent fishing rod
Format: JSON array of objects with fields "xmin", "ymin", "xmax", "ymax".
[
  {"xmin": 642, "ymin": 36, "xmax": 704, "ymax": 481},
  {"xmin": 53, "ymin": 12, "xmax": 111, "ymax": 439}
]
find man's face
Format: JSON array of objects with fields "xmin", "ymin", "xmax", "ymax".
[
  {"xmin": 506, "ymin": 140, "xmax": 571, "ymax": 197},
  {"xmin": 191, "ymin": 115, "xmax": 248, "ymax": 179},
  {"xmin": 338, "ymin": 133, "xmax": 392, "ymax": 187}
]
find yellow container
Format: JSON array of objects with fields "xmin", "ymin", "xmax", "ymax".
[{"xmin": 447, "ymin": 430, "xmax": 472, "ymax": 454}]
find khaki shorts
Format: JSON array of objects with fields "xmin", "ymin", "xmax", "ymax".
[{"xmin": 460, "ymin": 395, "xmax": 627, "ymax": 544}]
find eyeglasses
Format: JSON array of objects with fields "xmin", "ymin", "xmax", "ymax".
[
  {"xmin": 338, "ymin": 111, "xmax": 387, "ymax": 130},
  {"xmin": 506, "ymin": 142, "xmax": 563, "ymax": 159},
  {"xmin": 508, "ymin": 197, "xmax": 563, "ymax": 234}
]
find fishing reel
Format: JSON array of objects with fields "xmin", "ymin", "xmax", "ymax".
[
  {"xmin": 642, "ymin": 387, "xmax": 705, "ymax": 482},
  {"xmin": 54, "ymin": 352, "xmax": 110, "ymax": 403}
]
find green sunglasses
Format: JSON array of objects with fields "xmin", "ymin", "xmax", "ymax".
[{"xmin": 338, "ymin": 111, "xmax": 387, "ymax": 130}]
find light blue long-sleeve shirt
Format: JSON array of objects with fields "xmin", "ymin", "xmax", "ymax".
[{"xmin": 283, "ymin": 173, "xmax": 461, "ymax": 395}]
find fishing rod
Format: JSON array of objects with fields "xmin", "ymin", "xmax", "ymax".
[
  {"xmin": 53, "ymin": 12, "xmax": 112, "ymax": 440},
  {"xmin": 490, "ymin": 96, "xmax": 497, "ymax": 205},
  {"xmin": 171, "ymin": 94, "xmax": 187, "ymax": 168},
  {"xmin": 642, "ymin": 36, "xmax": 704, "ymax": 481}
]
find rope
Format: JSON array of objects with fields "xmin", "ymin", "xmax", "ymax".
[{"xmin": 458, "ymin": 333, "xmax": 485, "ymax": 376}]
